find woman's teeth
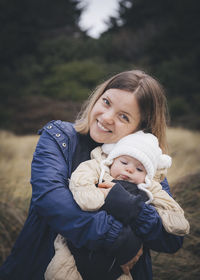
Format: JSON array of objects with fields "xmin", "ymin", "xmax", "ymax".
[{"xmin": 97, "ymin": 121, "xmax": 110, "ymax": 132}]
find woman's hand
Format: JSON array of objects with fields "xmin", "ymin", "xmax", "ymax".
[
  {"xmin": 120, "ymin": 245, "xmax": 143, "ymax": 275},
  {"xmin": 98, "ymin": 181, "xmax": 115, "ymax": 198}
]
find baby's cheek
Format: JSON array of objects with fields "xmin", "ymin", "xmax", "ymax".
[
  {"xmin": 115, "ymin": 175, "xmax": 121, "ymax": 180},
  {"xmin": 137, "ymin": 174, "xmax": 146, "ymax": 184}
]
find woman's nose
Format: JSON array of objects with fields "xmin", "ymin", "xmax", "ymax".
[{"xmin": 102, "ymin": 110, "xmax": 114, "ymax": 124}]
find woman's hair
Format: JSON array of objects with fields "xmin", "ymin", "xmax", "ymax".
[{"xmin": 74, "ymin": 70, "xmax": 169, "ymax": 152}]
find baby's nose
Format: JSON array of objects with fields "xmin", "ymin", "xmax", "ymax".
[{"xmin": 126, "ymin": 166, "xmax": 135, "ymax": 173}]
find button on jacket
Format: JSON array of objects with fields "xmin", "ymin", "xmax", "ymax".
[{"xmin": 0, "ymin": 120, "xmax": 183, "ymax": 280}]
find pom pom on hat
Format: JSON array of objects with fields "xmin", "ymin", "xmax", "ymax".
[
  {"xmin": 101, "ymin": 143, "xmax": 116, "ymax": 155},
  {"xmin": 157, "ymin": 154, "xmax": 172, "ymax": 169}
]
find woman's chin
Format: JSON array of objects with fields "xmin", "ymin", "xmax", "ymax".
[{"xmin": 89, "ymin": 130, "xmax": 111, "ymax": 144}]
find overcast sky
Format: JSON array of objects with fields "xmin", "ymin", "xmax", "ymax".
[{"xmin": 79, "ymin": 0, "xmax": 120, "ymax": 38}]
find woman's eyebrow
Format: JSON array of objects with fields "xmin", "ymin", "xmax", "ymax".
[{"xmin": 121, "ymin": 110, "xmax": 131, "ymax": 116}]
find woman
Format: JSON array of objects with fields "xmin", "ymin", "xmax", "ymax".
[{"xmin": 0, "ymin": 70, "xmax": 183, "ymax": 280}]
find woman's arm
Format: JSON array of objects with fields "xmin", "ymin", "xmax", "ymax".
[
  {"xmin": 31, "ymin": 130, "xmax": 119, "ymax": 248},
  {"xmin": 104, "ymin": 180, "xmax": 189, "ymax": 236},
  {"xmin": 134, "ymin": 178, "xmax": 184, "ymax": 253},
  {"xmin": 148, "ymin": 180, "xmax": 190, "ymax": 236},
  {"xmin": 31, "ymin": 128, "xmax": 142, "ymax": 264},
  {"xmin": 103, "ymin": 179, "xmax": 183, "ymax": 253}
]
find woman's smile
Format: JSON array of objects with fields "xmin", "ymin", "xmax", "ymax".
[
  {"xmin": 89, "ymin": 88, "xmax": 141, "ymax": 143},
  {"xmin": 96, "ymin": 120, "xmax": 112, "ymax": 133}
]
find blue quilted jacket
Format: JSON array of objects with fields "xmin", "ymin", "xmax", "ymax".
[{"xmin": 0, "ymin": 120, "xmax": 183, "ymax": 280}]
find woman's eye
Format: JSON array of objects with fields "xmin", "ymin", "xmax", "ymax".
[
  {"xmin": 120, "ymin": 114, "xmax": 129, "ymax": 122},
  {"xmin": 102, "ymin": 98, "xmax": 110, "ymax": 106}
]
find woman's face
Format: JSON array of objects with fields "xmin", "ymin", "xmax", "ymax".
[{"xmin": 89, "ymin": 89, "xmax": 141, "ymax": 143}]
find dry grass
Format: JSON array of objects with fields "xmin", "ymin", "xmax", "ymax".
[
  {"xmin": 0, "ymin": 131, "xmax": 38, "ymax": 263},
  {"xmin": 167, "ymin": 127, "xmax": 200, "ymax": 185},
  {"xmin": 152, "ymin": 172, "xmax": 200, "ymax": 280},
  {"xmin": 0, "ymin": 130, "xmax": 38, "ymax": 204},
  {"xmin": 0, "ymin": 127, "xmax": 200, "ymax": 278}
]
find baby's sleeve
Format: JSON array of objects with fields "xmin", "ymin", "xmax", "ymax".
[
  {"xmin": 69, "ymin": 158, "xmax": 105, "ymax": 211},
  {"xmin": 149, "ymin": 180, "xmax": 190, "ymax": 236}
]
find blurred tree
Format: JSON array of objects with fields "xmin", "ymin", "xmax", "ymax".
[
  {"xmin": 0, "ymin": 0, "xmax": 85, "ymax": 128},
  {"xmin": 100, "ymin": 0, "xmax": 200, "ymax": 120},
  {"xmin": 0, "ymin": 0, "xmax": 200, "ymax": 131},
  {"xmin": 41, "ymin": 60, "xmax": 108, "ymax": 101},
  {"xmin": 0, "ymin": 0, "xmax": 83, "ymax": 65},
  {"xmin": 102, "ymin": 0, "xmax": 200, "ymax": 63}
]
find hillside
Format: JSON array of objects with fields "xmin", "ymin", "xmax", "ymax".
[
  {"xmin": 0, "ymin": 127, "xmax": 200, "ymax": 278},
  {"xmin": 152, "ymin": 172, "xmax": 200, "ymax": 279}
]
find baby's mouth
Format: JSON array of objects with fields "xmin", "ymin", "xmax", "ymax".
[{"xmin": 118, "ymin": 175, "xmax": 129, "ymax": 181}]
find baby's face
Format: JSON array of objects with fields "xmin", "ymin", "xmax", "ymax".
[{"xmin": 110, "ymin": 155, "xmax": 147, "ymax": 184}]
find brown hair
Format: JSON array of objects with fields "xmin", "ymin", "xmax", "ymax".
[{"xmin": 74, "ymin": 70, "xmax": 169, "ymax": 152}]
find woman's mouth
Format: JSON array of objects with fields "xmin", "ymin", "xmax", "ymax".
[{"xmin": 97, "ymin": 121, "xmax": 112, "ymax": 133}]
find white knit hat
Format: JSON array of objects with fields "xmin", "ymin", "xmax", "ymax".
[{"xmin": 100, "ymin": 131, "xmax": 172, "ymax": 204}]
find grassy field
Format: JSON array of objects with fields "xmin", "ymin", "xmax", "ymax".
[
  {"xmin": 0, "ymin": 127, "xmax": 200, "ymax": 278},
  {"xmin": 0, "ymin": 131, "xmax": 38, "ymax": 263},
  {"xmin": 167, "ymin": 127, "xmax": 200, "ymax": 184}
]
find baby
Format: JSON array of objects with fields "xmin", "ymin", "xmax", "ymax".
[{"xmin": 45, "ymin": 131, "xmax": 190, "ymax": 280}]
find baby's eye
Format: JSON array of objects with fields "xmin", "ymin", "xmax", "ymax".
[
  {"xmin": 102, "ymin": 98, "xmax": 110, "ymax": 106},
  {"xmin": 137, "ymin": 167, "xmax": 144, "ymax": 172},
  {"xmin": 120, "ymin": 160, "xmax": 128, "ymax": 165},
  {"xmin": 120, "ymin": 114, "xmax": 129, "ymax": 122}
]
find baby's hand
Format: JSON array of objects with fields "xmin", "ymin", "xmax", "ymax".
[
  {"xmin": 98, "ymin": 182, "xmax": 115, "ymax": 189},
  {"xmin": 98, "ymin": 181, "xmax": 115, "ymax": 198}
]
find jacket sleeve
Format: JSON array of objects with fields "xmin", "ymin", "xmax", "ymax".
[
  {"xmin": 132, "ymin": 178, "xmax": 184, "ymax": 253},
  {"xmin": 148, "ymin": 180, "xmax": 190, "ymax": 236},
  {"xmin": 104, "ymin": 178, "xmax": 184, "ymax": 253},
  {"xmin": 103, "ymin": 180, "xmax": 189, "ymax": 236},
  {"xmin": 102, "ymin": 181, "xmax": 146, "ymax": 225},
  {"xmin": 31, "ymin": 129, "xmax": 141, "ymax": 264},
  {"xmin": 69, "ymin": 159, "xmax": 105, "ymax": 211}
]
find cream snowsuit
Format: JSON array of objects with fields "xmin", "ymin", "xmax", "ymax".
[{"xmin": 45, "ymin": 146, "xmax": 189, "ymax": 280}]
